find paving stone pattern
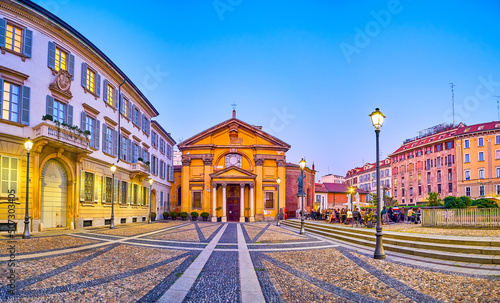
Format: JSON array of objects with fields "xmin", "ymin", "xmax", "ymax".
[{"xmin": 0, "ymin": 221, "xmax": 498, "ymax": 302}]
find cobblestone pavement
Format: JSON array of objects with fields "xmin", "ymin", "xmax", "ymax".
[{"xmin": 0, "ymin": 221, "xmax": 498, "ymax": 302}]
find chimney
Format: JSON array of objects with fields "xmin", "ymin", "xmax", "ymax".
[
  {"xmin": 232, "ymin": 110, "xmax": 236, "ymax": 118},
  {"xmin": 312, "ymin": 162, "xmax": 315, "ymax": 171}
]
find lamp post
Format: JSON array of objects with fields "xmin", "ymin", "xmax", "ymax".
[
  {"xmin": 370, "ymin": 108, "xmax": 386, "ymax": 259},
  {"xmin": 23, "ymin": 138, "xmax": 33, "ymax": 239},
  {"xmin": 276, "ymin": 177, "xmax": 281, "ymax": 226},
  {"xmin": 349, "ymin": 186, "xmax": 355, "ymax": 212},
  {"xmin": 110, "ymin": 164, "xmax": 116, "ymax": 229},
  {"xmin": 299, "ymin": 158, "xmax": 306, "ymax": 234},
  {"xmin": 148, "ymin": 178, "xmax": 153, "ymax": 224}
]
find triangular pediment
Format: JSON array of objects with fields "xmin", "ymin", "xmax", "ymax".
[
  {"xmin": 210, "ymin": 166, "xmax": 257, "ymax": 179},
  {"xmin": 178, "ymin": 117, "xmax": 290, "ymax": 151}
]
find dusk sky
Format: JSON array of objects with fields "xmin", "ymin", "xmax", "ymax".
[{"xmin": 35, "ymin": 0, "xmax": 500, "ymax": 180}]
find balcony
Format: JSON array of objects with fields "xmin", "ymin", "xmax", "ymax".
[
  {"xmin": 130, "ymin": 162, "xmax": 150, "ymax": 179},
  {"xmin": 33, "ymin": 122, "xmax": 90, "ymax": 151}
]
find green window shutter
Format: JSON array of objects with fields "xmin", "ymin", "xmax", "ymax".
[
  {"xmin": 47, "ymin": 41, "xmax": 56, "ymax": 69},
  {"xmin": 102, "ymin": 124, "xmax": 108, "ymax": 152},
  {"xmin": 20, "ymin": 86, "xmax": 30, "ymax": 125},
  {"xmin": 102, "ymin": 175, "xmax": 106, "ymax": 203},
  {"xmin": 46, "ymin": 95, "xmax": 54, "ymax": 117},
  {"xmin": 80, "ymin": 111, "xmax": 87, "ymax": 131},
  {"xmin": 23, "ymin": 29, "xmax": 32, "ymax": 58},
  {"xmin": 94, "ymin": 174, "xmax": 100, "ymax": 203},
  {"xmin": 112, "ymin": 130, "xmax": 118, "ymax": 157},
  {"xmin": 81, "ymin": 63, "xmax": 87, "ymax": 88},
  {"xmin": 0, "ymin": 78, "xmax": 3, "ymax": 115},
  {"xmin": 80, "ymin": 170, "xmax": 85, "ymax": 201},
  {"xmin": 94, "ymin": 120, "xmax": 100, "ymax": 150},
  {"xmin": 67, "ymin": 105, "xmax": 73, "ymax": 126},
  {"xmin": 0, "ymin": 19, "xmax": 5, "ymax": 47},
  {"xmin": 68, "ymin": 53, "xmax": 75, "ymax": 79},
  {"xmin": 103, "ymin": 79, "xmax": 108, "ymax": 102},
  {"xmin": 96, "ymin": 73, "xmax": 101, "ymax": 97}
]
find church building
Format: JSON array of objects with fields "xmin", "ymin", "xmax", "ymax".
[{"xmin": 176, "ymin": 111, "xmax": 290, "ymax": 222}]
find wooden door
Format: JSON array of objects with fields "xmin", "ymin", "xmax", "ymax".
[{"xmin": 41, "ymin": 160, "xmax": 67, "ymax": 228}]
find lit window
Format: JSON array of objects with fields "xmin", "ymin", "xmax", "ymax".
[
  {"xmin": 106, "ymin": 84, "xmax": 114, "ymax": 107},
  {"xmin": 123, "ymin": 98, "xmax": 128, "ymax": 117},
  {"xmin": 5, "ymin": 24, "xmax": 22, "ymax": 53},
  {"xmin": 1, "ymin": 156, "xmax": 18, "ymax": 195},
  {"xmin": 2, "ymin": 81, "xmax": 19, "ymax": 122},
  {"xmin": 55, "ymin": 47, "xmax": 67, "ymax": 71},
  {"xmin": 84, "ymin": 172, "xmax": 94, "ymax": 202},
  {"xmin": 86, "ymin": 68, "xmax": 95, "ymax": 93}
]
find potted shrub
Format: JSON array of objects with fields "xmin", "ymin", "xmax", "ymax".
[
  {"xmin": 200, "ymin": 212, "xmax": 210, "ymax": 221},
  {"xmin": 163, "ymin": 212, "xmax": 170, "ymax": 220},
  {"xmin": 191, "ymin": 212, "xmax": 199, "ymax": 221},
  {"xmin": 180, "ymin": 212, "xmax": 188, "ymax": 221},
  {"xmin": 170, "ymin": 211, "xmax": 178, "ymax": 220},
  {"xmin": 245, "ymin": 207, "xmax": 250, "ymax": 222},
  {"xmin": 151, "ymin": 212, "xmax": 156, "ymax": 221},
  {"xmin": 216, "ymin": 206, "xmax": 222, "ymax": 222}
]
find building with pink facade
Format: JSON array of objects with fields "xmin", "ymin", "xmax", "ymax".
[
  {"xmin": 345, "ymin": 159, "xmax": 392, "ymax": 203},
  {"xmin": 389, "ymin": 123, "xmax": 462, "ymax": 205}
]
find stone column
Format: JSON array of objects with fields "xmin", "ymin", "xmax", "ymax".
[
  {"xmin": 212, "ymin": 183, "xmax": 217, "ymax": 222},
  {"xmin": 240, "ymin": 183, "xmax": 245, "ymax": 222},
  {"xmin": 181, "ymin": 159, "xmax": 191, "ymax": 213},
  {"xmin": 250, "ymin": 183, "xmax": 255, "ymax": 222},
  {"xmin": 222, "ymin": 183, "xmax": 227, "ymax": 222}
]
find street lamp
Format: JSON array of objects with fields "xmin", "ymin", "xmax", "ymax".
[
  {"xmin": 348, "ymin": 186, "xmax": 355, "ymax": 212},
  {"xmin": 110, "ymin": 164, "xmax": 116, "ymax": 229},
  {"xmin": 299, "ymin": 158, "xmax": 306, "ymax": 234},
  {"xmin": 148, "ymin": 178, "xmax": 153, "ymax": 224},
  {"xmin": 370, "ymin": 108, "xmax": 386, "ymax": 260},
  {"xmin": 276, "ymin": 177, "xmax": 281, "ymax": 226},
  {"xmin": 23, "ymin": 138, "xmax": 33, "ymax": 239}
]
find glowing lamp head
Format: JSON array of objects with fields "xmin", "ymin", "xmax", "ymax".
[
  {"xmin": 149, "ymin": 178, "xmax": 153, "ymax": 185},
  {"xmin": 369, "ymin": 108, "xmax": 385, "ymax": 130},
  {"xmin": 24, "ymin": 138, "xmax": 33, "ymax": 152},
  {"xmin": 276, "ymin": 177, "xmax": 281, "ymax": 185},
  {"xmin": 110, "ymin": 164, "xmax": 117, "ymax": 174},
  {"xmin": 299, "ymin": 158, "xmax": 306, "ymax": 171}
]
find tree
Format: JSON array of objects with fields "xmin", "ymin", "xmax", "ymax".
[
  {"xmin": 458, "ymin": 196, "xmax": 473, "ymax": 208},
  {"xmin": 427, "ymin": 192, "xmax": 443, "ymax": 206},
  {"xmin": 370, "ymin": 193, "xmax": 377, "ymax": 205},
  {"xmin": 444, "ymin": 196, "xmax": 458, "ymax": 209},
  {"xmin": 384, "ymin": 196, "xmax": 398, "ymax": 207},
  {"xmin": 473, "ymin": 198, "xmax": 499, "ymax": 208}
]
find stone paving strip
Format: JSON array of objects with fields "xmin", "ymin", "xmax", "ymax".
[
  {"xmin": 0, "ymin": 235, "xmax": 98, "ymax": 256},
  {"xmin": 0, "ymin": 222, "xmax": 192, "ymax": 261},
  {"xmin": 158, "ymin": 223, "xmax": 228, "ymax": 303},
  {"xmin": 237, "ymin": 223, "xmax": 266, "ymax": 303}
]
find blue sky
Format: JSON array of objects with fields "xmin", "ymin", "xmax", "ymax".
[{"xmin": 35, "ymin": 0, "xmax": 500, "ymax": 180}]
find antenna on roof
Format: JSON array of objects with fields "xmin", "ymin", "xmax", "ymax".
[
  {"xmin": 494, "ymin": 96, "xmax": 500, "ymax": 121},
  {"xmin": 449, "ymin": 82, "xmax": 455, "ymax": 125}
]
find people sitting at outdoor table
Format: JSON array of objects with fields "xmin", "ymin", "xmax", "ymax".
[
  {"xmin": 387, "ymin": 206, "xmax": 394, "ymax": 222},
  {"xmin": 352, "ymin": 208, "xmax": 362, "ymax": 226},
  {"xmin": 346, "ymin": 208, "xmax": 353, "ymax": 225},
  {"xmin": 334, "ymin": 208, "xmax": 340, "ymax": 223},
  {"xmin": 381, "ymin": 206, "xmax": 390, "ymax": 224},
  {"xmin": 340, "ymin": 208, "xmax": 346, "ymax": 224},
  {"xmin": 407, "ymin": 208, "xmax": 415, "ymax": 222}
]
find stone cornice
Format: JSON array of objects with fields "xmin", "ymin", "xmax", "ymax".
[
  {"xmin": 82, "ymin": 103, "xmax": 100, "ymax": 118},
  {"xmin": 104, "ymin": 116, "xmax": 118, "ymax": 128}
]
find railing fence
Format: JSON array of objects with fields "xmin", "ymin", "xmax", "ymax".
[{"xmin": 422, "ymin": 208, "xmax": 500, "ymax": 227}]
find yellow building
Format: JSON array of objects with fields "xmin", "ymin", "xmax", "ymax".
[
  {"xmin": 176, "ymin": 111, "xmax": 290, "ymax": 222},
  {"xmin": 455, "ymin": 122, "xmax": 500, "ymax": 200}
]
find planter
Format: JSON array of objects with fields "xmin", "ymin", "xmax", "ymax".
[
  {"xmin": 202, "ymin": 217, "xmax": 208, "ymax": 221},
  {"xmin": 181, "ymin": 217, "xmax": 187, "ymax": 221},
  {"xmin": 151, "ymin": 217, "xmax": 156, "ymax": 221},
  {"xmin": 217, "ymin": 217, "xmax": 222, "ymax": 222},
  {"xmin": 245, "ymin": 217, "xmax": 249, "ymax": 222},
  {"xmin": 191, "ymin": 217, "xmax": 198, "ymax": 221}
]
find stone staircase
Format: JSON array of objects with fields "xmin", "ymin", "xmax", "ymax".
[{"xmin": 281, "ymin": 220, "xmax": 500, "ymax": 264}]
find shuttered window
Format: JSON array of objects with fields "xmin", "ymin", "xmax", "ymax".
[
  {"xmin": 1, "ymin": 156, "xmax": 18, "ymax": 196},
  {"xmin": 0, "ymin": 20, "xmax": 32, "ymax": 57},
  {"xmin": 1, "ymin": 79, "xmax": 30, "ymax": 125},
  {"xmin": 81, "ymin": 63, "xmax": 101, "ymax": 96}
]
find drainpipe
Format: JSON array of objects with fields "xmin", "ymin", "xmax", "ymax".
[{"xmin": 117, "ymin": 79, "xmax": 126, "ymax": 163}]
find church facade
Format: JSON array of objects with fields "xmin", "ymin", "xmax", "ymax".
[{"xmin": 176, "ymin": 111, "xmax": 290, "ymax": 222}]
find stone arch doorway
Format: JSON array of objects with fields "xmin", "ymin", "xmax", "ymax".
[{"xmin": 41, "ymin": 159, "xmax": 68, "ymax": 228}]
